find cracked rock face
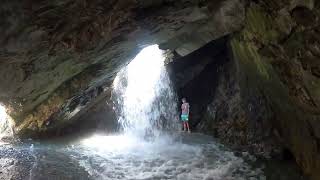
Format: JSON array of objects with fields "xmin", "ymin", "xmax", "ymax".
[{"xmin": 0, "ymin": 0, "xmax": 245, "ymax": 135}]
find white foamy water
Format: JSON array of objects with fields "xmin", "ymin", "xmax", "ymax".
[
  {"xmin": 71, "ymin": 133, "xmax": 263, "ymax": 180},
  {"xmin": 64, "ymin": 45, "xmax": 266, "ymax": 180},
  {"xmin": 112, "ymin": 45, "xmax": 179, "ymax": 137},
  {"xmin": 0, "ymin": 104, "xmax": 13, "ymax": 139}
]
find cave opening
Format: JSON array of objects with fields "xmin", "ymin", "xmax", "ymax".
[{"xmin": 166, "ymin": 36, "xmax": 231, "ymax": 130}]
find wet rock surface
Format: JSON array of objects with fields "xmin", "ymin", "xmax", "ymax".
[
  {"xmin": 167, "ymin": 0, "xmax": 320, "ymax": 179},
  {"xmin": 230, "ymin": 1, "xmax": 320, "ymax": 179}
]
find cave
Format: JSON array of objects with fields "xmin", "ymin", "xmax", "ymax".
[{"xmin": 0, "ymin": 0, "xmax": 319, "ymax": 179}]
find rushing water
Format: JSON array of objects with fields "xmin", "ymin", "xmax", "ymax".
[
  {"xmin": 0, "ymin": 104, "xmax": 13, "ymax": 139},
  {"xmin": 76, "ymin": 134, "xmax": 264, "ymax": 180},
  {"xmin": 112, "ymin": 45, "xmax": 179, "ymax": 138},
  {"xmin": 0, "ymin": 134, "xmax": 304, "ymax": 180},
  {"xmin": 0, "ymin": 45, "xmax": 305, "ymax": 180}
]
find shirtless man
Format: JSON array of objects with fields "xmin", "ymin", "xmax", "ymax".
[{"xmin": 181, "ymin": 98, "xmax": 190, "ymax": 132}]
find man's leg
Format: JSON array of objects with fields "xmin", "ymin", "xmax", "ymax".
[
  {"xmin": 186, "ymin": 122, "xmax": 190, "ymax": 132},
  {"xmin": 183, "ymin": 122, "xmax": 187, "ymax": 131}
]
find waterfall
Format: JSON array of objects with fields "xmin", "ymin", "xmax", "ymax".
[
  {"xmin": 0, "ymin": 104, "xmax": 13, "ymax": 140},
  {"xmin": 112, "ymin": 45, "xmax": 179, "ymax": 138},
  {"xmin": 77, "ymin": 45, "xmax": 269, "ymax": 180}
]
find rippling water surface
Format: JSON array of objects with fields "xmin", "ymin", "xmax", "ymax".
[{"xmin": 0, "ymin": 133, "xmax": 305, "ymax": 180}]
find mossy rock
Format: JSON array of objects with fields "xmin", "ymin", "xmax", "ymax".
[
  {"xmin": 283, "ymin": 31, "xmax": 305, "ymax": 57},
  {"xmin": 242, "ymin": 4, "xmax": 279, "ymax": 45},
  {"xmin": 230, "ymin": 37, "xmax": 270, "ymax": 80}
]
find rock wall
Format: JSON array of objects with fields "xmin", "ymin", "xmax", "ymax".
[
  {"xmin": 169, "ymin": 1, "xmax": 320, "ymax": 179},
  {"xmin": 230, "ymin": 1, "xmax": 320, "ymax": 179},
  {"xmin": 197, "ymin": 48, "xmax": 279, "ymax": 158},
  {"xmin": 168, "ymin": 36, "xmax": 279, "ymax": 158}
]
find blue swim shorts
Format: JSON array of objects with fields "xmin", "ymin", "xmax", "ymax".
[{"xmin": 181, "ymin": 114, "xmax": 189, "ymax": 121}]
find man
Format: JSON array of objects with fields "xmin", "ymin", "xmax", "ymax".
[{"xmin": 181, "ymin": 98, "xmax": 190, "ymax": 132}]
